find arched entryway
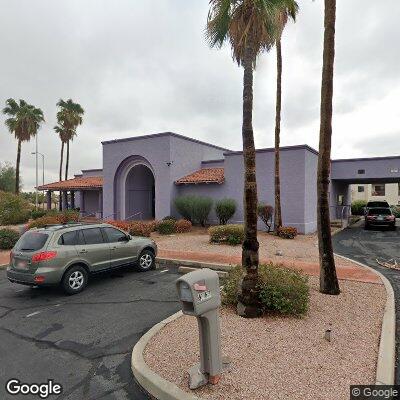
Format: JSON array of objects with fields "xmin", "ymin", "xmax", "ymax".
[{"xmin": 125, "ymin": 164, "xmax": 155, "ymax": 220}]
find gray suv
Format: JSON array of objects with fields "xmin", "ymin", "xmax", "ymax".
[{"xmin": 7, "ymin": 223, "xmax": 157, "ymax": 294}]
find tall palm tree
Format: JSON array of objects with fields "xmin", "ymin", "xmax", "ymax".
[
  {"xmin": 317, "ymin": 0, "xmax": 340, "ymax": 295},
  {"xmin": 2, "ymin": 99, "xmax": 44, "ymax": 194},
  {"xmin": 207, "ymin": 0, "xmax": 284, "ymax": 317},
  {"xmin": 54, "ymin": 121, "xmax": 69, "ymax": 210},
  {"xmin": 56, "ymin": 99, "xmax": 84, "ymax": 180},
  {"xmin": 273, "ymin": 1, "xmax": 298, "ymax": 233}
]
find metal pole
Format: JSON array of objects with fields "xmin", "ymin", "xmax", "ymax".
[
  {"xmin": 35, "ymin": 135, "xmax": 38, "ymax": 209},
  {"xmin": 41, "ymin": 153, "xmax": 45, "ymax": 210}
]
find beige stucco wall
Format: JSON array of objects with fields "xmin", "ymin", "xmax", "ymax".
[{"xmin": 351, "ymin": 183, "xmax": 400, "ymax": 205}]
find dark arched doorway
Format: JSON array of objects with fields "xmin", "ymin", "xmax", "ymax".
[{"xmin": 125, "ymin": 165, "xmax": 155, "ymax": 220}]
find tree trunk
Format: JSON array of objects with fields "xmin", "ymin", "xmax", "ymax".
[
  {"xmin": 274, "ymin": 39, "xmax": 283, "ymax": 233},
  {"xmin": 237, "ymin": 43, "xmax": 261, "ymax": 318},
  {"xmin": 317, "ymin": 0, "xmax": 340, "ymax": 295},
  {"xmin": 59, "ymin": 141, "xmax": 64, "ymax": 211},
  {"xmin": 65, "ymin": 140, "xmax": 70, "ymax": 181},
  {"xmin": 15, "ymin": 139, "xmax": 21, "ymax": 194}
]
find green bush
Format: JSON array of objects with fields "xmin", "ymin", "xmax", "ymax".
[
  {"xmin": 257, "ymin": 204, "xmax": 273, "ymax": 232},
  {"xmin": 391, "ymin": 206, "xmax": 400, "ymax": 218},
  {"xmin": 223, "ymin": 264, "xmax": 309, "ymax": 317},
  {"xmin": 175, "ymin": 195, "xmax": 213, "ymax": 226},
  {"xmin": 215, "ymin": 198, "xmax": 236, "ymax": 225},
  {"xmin": 209, "ymin": 224, "xmax": 244, "ymax": 245},
  {"xmin": 157, "ymin": 219, "xmax": 176, "ymax": 235},
  {"xmin": 0, "ymin": 228, "xmax": 20, "ymax": 249},
  {"xmin": 28, "ymin": 215, "xmax": 59, "ymax": 229},
  {"xmin": 0, "ymin": 191, "xmax": 31, "ymax": 225},
  {"xmin": 31, "ymin": 210, "xmax": 47, "ymax": 220},
  {"xmin": 351, "ymin": 200, "xmax": 367, "ymax": 216},
  {"xmin": 162, "ymin": 215, "xmax": 177, "ymax": 221}
]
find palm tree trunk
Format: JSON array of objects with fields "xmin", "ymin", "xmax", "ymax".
[
  {"xmin": 317, "ymin": 0, "xmax": 340, "ymax": 295},
  {"xmin": 237, "ymin": 43, "xmax": 261, "ymax": 318},
  {"xmin": 15, "ymin": 139, "xmax": 21, "ymax": 194},
  {"xmin": 59, "ymin": 141, "xmax": 64, "ymax": 211},
  {"xmin": 65, "ymin": 140, "xmax": 70, "ymax": 181},
  {"xmin": 274, "ymin": 39, "xmax": 283, "ymax": 233}
]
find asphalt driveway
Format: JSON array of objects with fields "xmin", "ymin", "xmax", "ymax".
[
  {"xmin": 333, "ymin": 221, "xmax": 400, "ymax": 383},
  {"xmin": 0, "ymin": 265, "xmax": 181, "ymax": 399}
]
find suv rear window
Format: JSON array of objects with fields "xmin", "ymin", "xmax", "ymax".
[
  {"xmin": 367, "ymin": 201, "xmax": 389, "ymax": 208},
  {"xmin": 15, "ymin": 232, "xmax": 49, "ymax": 251},
  {"xmin": 368, "ymin": 208, "xmax": 391, "ymax": 215}
]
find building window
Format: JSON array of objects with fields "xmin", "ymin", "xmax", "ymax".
[
  {"xmin": 357, "ymin": 169, "xmax": 365, "ymax": 174},
  {"xmin": 357, "ymin": 186, "xmax": 364, "ymax": 193},
  {"xmin": 372, "ymin": 184, "xmax": 385, "ymax": 196}
]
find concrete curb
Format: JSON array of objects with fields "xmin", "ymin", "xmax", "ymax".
[
  {"xmin": 0, "ymin": 264, "xmax": 8, "ymax": 270},
  {"xmin": 156, "ymin": 257, "xmax": 233, "ymax": 272},
  {"xmin": 334, "ymin": 253, "xmax": 396, "ymax": 385},
  {"xmin": 131, "ymin": 311, "xmax": 202, "ymax": 400}
]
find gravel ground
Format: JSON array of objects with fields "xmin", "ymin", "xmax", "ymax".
[
  {"xmin": 153, "ymin": 228, "xmax": 355, "ymax": 267},
  {"xmin": 144, "ymin": 277, "xmax": 385, "ymax": 400}
]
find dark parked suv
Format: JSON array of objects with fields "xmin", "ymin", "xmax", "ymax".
[
  {"xmin": 7, "ymin": 223, "xmax": 157, "ymax": 294},
  {"xmin": 364, "ymin": 208, "xmax": 396, "ymax": 230}
]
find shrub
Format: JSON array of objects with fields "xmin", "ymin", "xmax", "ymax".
[
  {"xmin": 209, "ymin": 224, "xmax": 244, "ymax": 245},
  {"xmin": 277, "ymin": 226, "xmax": 298, "ymax": 239},
  {"xmin": 31, "ymin": 210, "xmax": 47, "ymax": 220},
  {"xmin": 222, "ymin": 264, "xmax": 309, "ymax": 317},
  {"xmin": 0, "ymin": 191, "xmax": 31, "ymax": 225},
  {"xmin": 162, "ymin": 215, "xmax": 177, "ymax": 221},
  {"xmin": 28, "ymin": 215, "xmax": 59, "ymax": 229},
  {"xmin": 129, "ymin": 221, "xmax": 153, "ymax": 237},
  {"xmin": 351, "ymin": 200, "xmax": 367, "ymax": 216},
  {"xmin": 0, "ymin": 228, "xmax": 20, "ymax": 249},
  {"xmin": 175, "ymin": 195, "xmax": 213, "ymax": 226},
  {"xmin": 257, "ymin": 204, "xmax": 273, "ymax": 232},
  {"xmin": 147, "ymin": 220, "xmax": 160, "ymax": 232},
  {"xmin": 391, "ymin": 206, "xmax": 400, "ymax": 218},
  {"xmin": 215, "ymin": 198, "xmax": 236, "ymax": 225},
  {"xmin": 174, "ymin": 219, "xmax": 192, "ymax": 233},
  {"xmin": 157, "ymin": 219, "xmax": 176, "ymax": 235},
  {"xmin": 107, "ymin": 220, "xmax": 130, "ymax": 232},
  {"xmin": 56, "ymin": 210, "xmax": 80, "ymax": 224}
]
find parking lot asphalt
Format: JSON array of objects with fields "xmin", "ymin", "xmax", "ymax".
[
  {"xmin": 0, "ymin": 265, "xmax": 181, "ymax": 399},
  {"xmin": 333, "ymin": 221, "xmax": 400, "ymax": 383}
]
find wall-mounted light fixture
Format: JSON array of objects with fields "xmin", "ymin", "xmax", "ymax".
[{"xmin": 166, "ymin": 161, "xmax": 174, "ymax": 167}]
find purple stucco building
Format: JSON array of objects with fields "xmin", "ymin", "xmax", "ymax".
[{"xmin": 39, "ymin": 132, "xmax": 400, "ymax": 234}]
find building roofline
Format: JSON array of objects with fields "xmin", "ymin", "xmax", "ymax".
[
  {"xmin": 201, "ymin": 159, "xmax": 225, "ymax": 164},
  {"xmin": 224, "ymin": 144, "xmax": 319, "ymax": 156},
  {"xmin": 101, "ymin": 131, "xmax": 231, "ymax": 152},
  {"xmin": 332, "ymin": 155, "xmax": 400, "ymax": 162},
  {"xmin": 81, "ymin": 168, "xmax": 103, "ymax": 172}
]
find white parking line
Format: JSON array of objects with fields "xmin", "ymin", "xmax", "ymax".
[
  {"xmin": 26, "ymin": 311, "xmax": 41, "ymax": 318},
  {"xmin": 158, "ymin": 269, "xmax": 169, "ymax": 274}
]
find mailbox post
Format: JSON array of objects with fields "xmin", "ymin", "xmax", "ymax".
[{"xmin": 176, "ymin": 269, "xmax": 223, "ymax": 389}]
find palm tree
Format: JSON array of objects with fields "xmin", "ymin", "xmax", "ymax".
[
  {"xmin": 273, "ymin": 1, "xmax": 298, "ymax": 233},
  {"xmin": 56, "ymin": 99, "xmax": 84, "ymax": 180},
  {"xmin": 2, "ymin": 99, "xmax": 44, "ymax": 194},
  {"xmin": 54, "ymin": 121, "xmax": 69, "ymax": 210},
  {"xmin": 207, "ymin": 0, "xmax": 285, "ymax": 317},
  {"xmin": 317, "ymin": 0, "xmax": 340, "ymax": 295}
]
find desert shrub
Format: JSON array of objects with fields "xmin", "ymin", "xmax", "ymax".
[
  {"xmin": 129, "ymin": 221, "xmax": 153, "ymax": 237},
  {"xmin": 391, "ymin": 206, "xmax": 400, "ymax": 218},
  {"xmin": 209, "ymin": 224, "xmax": 244, "ymax": 245},
  {"xmin": 56, "ymin": 210, "xmax": 80, "ymax": 224},
  {"xmin": 0, "ymin": 228, "xmax": 20, "ymax": 249},
  {"xmin": 31, "ymin": 210, "xmax": 47, "ymax": 220},
  {"xmin": 175, "ymin": 195, "xmax": 213, "ymax": 226},
  {"xmin": 257, "ymin": 204, "xmax": 273, "ymax": 232},
  {"xmin": 157, "ymin": 219, "xmax": 176, "ymax": 235},
  {"xmin": 28, "ymin": 215, "xmax": 59, "ymax": 229},
  {"xmin": 277, "ymin": 226, "xmax": 298, "ymax": 239},
  {"xmin": 147, "ymin": 220, "xmax": 160, "ymax": 232},
  {"xmin": 0, "ymin": 191, "xmax": 31, "ymax": 225},
  {"xmin": 223, "ymin": 264, "xmax": 309, "ymax": 317},
  {"xmin": 215, "ymin": 198, "xmax": 236, "ymax": 225},
  {"xmin": 162, "ymin": 215, "xmax": 177, "ymax": 221},
  {"xmin": 174, "ymin": 219, "xmax": 192, "ymax": 233},
  {"xmin": 351, "ymin": 200, "xmax": 367, "ymax": 216},
  {"xmin": 107, "ymin": 220, "xmax": 130, "ymax": 232}
]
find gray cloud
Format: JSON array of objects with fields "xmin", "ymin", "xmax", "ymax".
[{"xmin": 0, "ymin": 0, "xmax": 399, "ymax": 190}]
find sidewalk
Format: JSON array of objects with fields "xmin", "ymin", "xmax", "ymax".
[{"xmin": 158, "ymin": 248, "xmax": 381, "ymax": 284}]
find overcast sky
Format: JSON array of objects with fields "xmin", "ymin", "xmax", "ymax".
[{"xmin": 0, "ymin": 0, "xmax": 399, "ymax": 191}]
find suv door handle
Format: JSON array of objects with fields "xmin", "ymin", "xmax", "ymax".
[
  {"xmin": 110, "ymin": 246, "xmax": 117, "ymax": 251},
  {"xmin": 79, "ymin": 249, "xmax": 88, "ymax": 254}
]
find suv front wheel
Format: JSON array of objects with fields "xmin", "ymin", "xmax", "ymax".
[
  {"xmin": 136, "ymin": 250, "xmax": 155, "ymax": 272},
  {"xmin": 62, "ymin": 265, "xmax": 88, "ymax": 295}
]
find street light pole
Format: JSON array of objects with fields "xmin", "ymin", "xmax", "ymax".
[
  {"xmin": 35, "ymin": 135, "xmax": 38, "ymax": 209},
  {"xmin": 31, "ymin": 150, "xmax": 45, "ymax": 210}
]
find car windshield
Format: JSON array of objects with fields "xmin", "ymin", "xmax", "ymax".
[
  {"xmin": 368, "ymin": 208, "xmax": 391, "ymax": 216},
  {"xmin": 367, "ymin": 201, "xmax": 389, "ymax": 208},
  {"xmin": 14, "ymin": 232, "xmax": 49, "ymax": 251}
]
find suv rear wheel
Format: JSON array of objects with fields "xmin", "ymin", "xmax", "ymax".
[
  {"xmin": 136, "ymin": 250, "xmax": 155, "ymax": 272},
  {"xmin": 62, "ymin": 265, "xmax": 88, "ymax": 295}
]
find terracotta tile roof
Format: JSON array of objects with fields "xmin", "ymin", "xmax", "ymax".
[
  {"xmin": 175, "ymin": 168, "xmax": 224, "ymax": 185},
  {"xmin": 38, "ymin": 176, "xmax": 103, "ymax": 191}
]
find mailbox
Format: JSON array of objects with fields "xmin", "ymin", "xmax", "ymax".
[{"xmin": 176, "ymin": 269, "xmax": 223, "ymax": 389}]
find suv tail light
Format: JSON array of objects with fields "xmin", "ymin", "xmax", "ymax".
[
  {"xmin": 32, "ymin": 251, "xmax": 57, "ymax": 263},
  {"xmin": 386, "ymin": 215, "xmax": 395, "ymax": 221}
]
